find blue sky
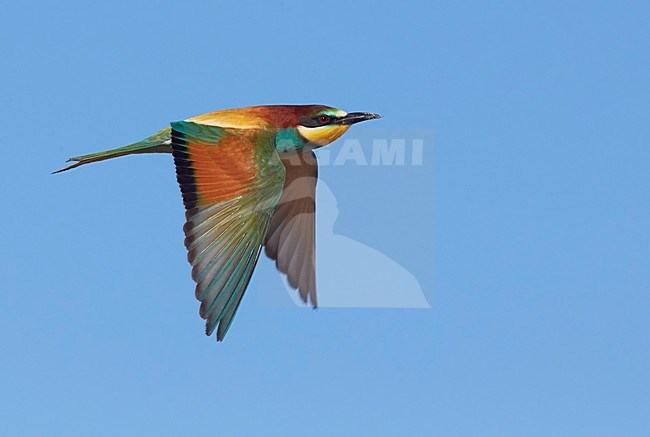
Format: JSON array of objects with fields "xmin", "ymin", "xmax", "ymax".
[{"xmin": 1, "ymin": 0, "xmax": 649, "ymax": 435}]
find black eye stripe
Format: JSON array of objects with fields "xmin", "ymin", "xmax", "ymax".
[{"xmin": 299, "ymin": 114, "xmax": 338, "ymax": 128}]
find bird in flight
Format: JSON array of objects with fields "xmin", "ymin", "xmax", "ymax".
[{"xmin": 56, "ymin": 105, "xmax": 381, "ymax": 340}]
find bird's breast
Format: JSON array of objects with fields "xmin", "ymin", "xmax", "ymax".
[{"xmin": 275, "ymin": 128, "xmax": 308, "ymax": 153}]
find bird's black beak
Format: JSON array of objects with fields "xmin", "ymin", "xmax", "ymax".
[{"xmin": 335, "ymin": 112, "xmax": 382, "ymax": 125}]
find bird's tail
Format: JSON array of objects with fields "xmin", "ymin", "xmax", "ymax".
[{"xmin": 53, "ymin": 127, "xmax": 172, "ymax": 174}]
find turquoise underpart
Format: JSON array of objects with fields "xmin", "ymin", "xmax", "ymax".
[{"xmin": 275, "ymin": 128, "xmax": 306, "ymax": 153}]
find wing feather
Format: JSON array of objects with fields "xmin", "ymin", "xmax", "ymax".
[
  {"xmin": 264, "ymin": 150, "xmax": 318, "ymax": 307},
  {"xmin": 171, "ymin": 121, "xmax": 284, "ymax": 341}
]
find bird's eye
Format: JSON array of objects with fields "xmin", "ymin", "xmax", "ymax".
[{"xmin": 318, "ymin": 115, "xmax": 330, "ymax": 124}]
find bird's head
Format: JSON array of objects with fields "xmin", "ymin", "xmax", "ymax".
[{"xmin": 292, "ymin": 105, "xmax": 382, "ymax": 147}]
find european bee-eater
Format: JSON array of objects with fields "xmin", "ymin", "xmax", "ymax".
[{"xmin": 57, "ymin": 105, "xmax": 381, "ymax": 340}]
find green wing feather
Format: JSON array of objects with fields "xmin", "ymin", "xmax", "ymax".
[{"xmin": 171, "ymin": 121, "xmax": 285, "ymax": 341}]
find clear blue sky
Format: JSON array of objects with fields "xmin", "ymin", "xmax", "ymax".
[{"xmin": 1, "ymin": 1, "xmax": 649, "ymax": 435}]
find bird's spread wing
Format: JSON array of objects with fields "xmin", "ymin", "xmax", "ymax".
[
  {"xmin": 264, "ymin": 150, "xmax": 319, "ymax": 307},
  {"xmin": 171, "ymin": 121, "xmax": 285, "ymax": 340}
]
